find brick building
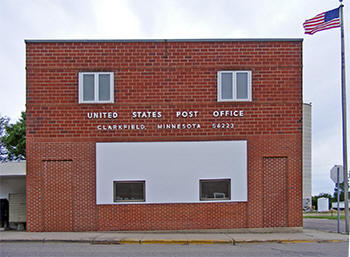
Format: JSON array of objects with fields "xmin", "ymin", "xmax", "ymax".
[{"xmin": 25, "ymin": 39, "xmax": 303, "ymax": 232}]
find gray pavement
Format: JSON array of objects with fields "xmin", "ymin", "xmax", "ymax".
[
  {"xmin": 0, "ymin": 218, "xmax": 349, "ymax": 245},
  {"xmin": 303, "ymin": 218, "xmax": 346, "ymax": 233}
]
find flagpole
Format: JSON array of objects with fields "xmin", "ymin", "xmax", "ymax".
[{"xmin": 339, "ymin": 1, "xmax": 349, "ymax": 234}]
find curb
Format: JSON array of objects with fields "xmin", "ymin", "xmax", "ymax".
[
  {"xmin": 0, "ymin": 239, "xmax": 347, "ymax": 245},
  {"xmin": 234, "ymin": 239, "xmax": 346, "ymax": 244},
  {"xmin": 91, "ymin": 239, "xmax": 235, "ymax": 245}
]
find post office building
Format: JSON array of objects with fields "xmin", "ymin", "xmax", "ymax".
[{"xmin": 25, "ymin": 39, "xmax": 303, "ymax": 232}]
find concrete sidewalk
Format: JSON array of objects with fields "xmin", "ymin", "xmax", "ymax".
[{"xmin": 0, "ymin": 229, "xmax": 348, "ymax": 245}]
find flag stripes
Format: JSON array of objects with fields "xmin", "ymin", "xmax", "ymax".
[{"xmin": 303, "ymin": 8, "xmax": 340, "ymax": 35}]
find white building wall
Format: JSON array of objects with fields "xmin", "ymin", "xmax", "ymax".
[
  {"xmin": 0, "ymin": 177, "xmax": 26, "ymax": 199},
  {"xmin": 96, "ymin": 141, "xmax": 247, "ymax": 204},
  {"xmin": 0, "ymin": 161, "xmax": 26, "ymax": 199},
  {"xmin": 0, "ymin": 161, "xmax": 26, "ymax": 176},
  {"xmin": 303, "ymin": 103, "xmax": 312, "ymax": 210}
]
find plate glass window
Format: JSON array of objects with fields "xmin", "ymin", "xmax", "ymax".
[
  {"xmin": 114, "ymin": 181, "xmax": 145, "ymax": 202},
  {"xmin": 83, "ymin": 74, "xmax": 95, "ymax": 101},
  {"xmin": 221, "ymin": 73, "xmax": 233, "ymax": 100},
  {"xmin": 79, "ymin": 72, "xmax": 114, "ymax": 103},
  {"xmin": 218, "ymin": 71, "xmax": 251, "ymax": 102},
  {"xmin": 200, "ymin": 179, "xmax": 231, "ymax": 201},
  {"xmin": 236, "ymin": 72, "xmax": 248, "ymax": 99}
]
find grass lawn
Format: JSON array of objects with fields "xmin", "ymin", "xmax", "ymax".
[
  {"xmin": 303, "ymin": 211, "xmax": 346, "ymax": 220},
  {"xmin": 303, "ymin": 215, "xmax": 345, "ymax": 220}
]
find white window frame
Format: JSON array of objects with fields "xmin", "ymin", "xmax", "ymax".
[
  {"xmin": 217, "ymin": 71, "xmax": 252, "ymax": 102},
  {"xmin": 79, "ymin": 72, "xmax": 114, "ymax": 103}
]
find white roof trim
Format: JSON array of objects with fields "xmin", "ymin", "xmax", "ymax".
[{"xmin": 0, "ymin": 161, "xmax": 26, "ymax": 176}]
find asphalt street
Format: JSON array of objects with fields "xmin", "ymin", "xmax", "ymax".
[
  {"xmin": 0, "ymin": 219, "xmax": 348, "ymax": 257},
  {"xmin": 0, "ymin": 242, "xmax": 348, "ymax": 257}
]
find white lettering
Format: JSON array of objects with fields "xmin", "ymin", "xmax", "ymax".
[
  {"xmin": 212, "ymin": 123, "xmax": 235, "ymax": 129},
  {"xmin": 132, "ymin": 111, "xmax": 162, "ymax": 118},
  {"xmin": 212, "ymin": 110, "xmax": 244, "ymax": 117},
  {"xmin": 156, "ymin": 123, "xmax": 201, "ymax": 129},
  {"xmin": 176, "ymin": 111, "xmax": 199, "ymax": 118},
  {"xmin": 96, "ymin": 124, "xmax": 146, "ymax": 131},
  {"xmin": 87, "ymin": 112, "xmax": 118, "ymax": 119}
]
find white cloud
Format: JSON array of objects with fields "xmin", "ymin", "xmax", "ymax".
[
  {"xmin": 0, "ymin": 0, "xmax": 97, "ymax": 120},
  {"xmin": 92, "ymin": 0, "xmax": 142, "ymax": 38}
]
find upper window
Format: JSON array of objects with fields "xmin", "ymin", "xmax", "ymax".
[
  {"xmin": 79, "ymin": 72, "xmax": 114, "ymax": 103},
  {"xmin": 200, "ymin": 179, "xmax": 231, "ymax": 201},
  {"xmin": 217, "ymin": 71, "xmax": 252, "ymax": 102}
]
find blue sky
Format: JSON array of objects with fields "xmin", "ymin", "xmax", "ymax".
[{"xmin": 0, "ymin": 0, "xmax": 349, "ymax": 195}]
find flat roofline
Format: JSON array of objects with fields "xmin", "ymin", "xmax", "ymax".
[{"xmin": 25, "ymin": 38, "xmax": 303, "ymax": 43}]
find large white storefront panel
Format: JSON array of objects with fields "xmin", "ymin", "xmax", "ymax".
[{"xmin": 96, "ymin": 141, "xmax": 247, "ymax": 204}]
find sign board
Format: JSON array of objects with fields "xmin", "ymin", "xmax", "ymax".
[{"xmin": 330, "ymin": 165, "xmax": 344, "ymax": 184}]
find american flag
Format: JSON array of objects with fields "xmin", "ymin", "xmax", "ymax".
[{"xmin": 303, "ymin": 7, "xmax": 340, "ymax": 35}]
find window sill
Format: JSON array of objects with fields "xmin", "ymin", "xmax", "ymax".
[
  {"xmin": 114, "ymin": 200, "xmax": 145, "ymax": 203},
  {"xmin": 79, "ymin": 101, "xmax": 114, "ymax": 104},
  {"xmin": 200, "ymin": 198, "xmax": 231, "ymax": 201}
]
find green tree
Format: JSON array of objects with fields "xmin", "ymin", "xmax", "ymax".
[
  {"xmin": 0, "ymin": 111, "xmax": 26, "ymax": 161},
  {"xmin": 333, "ymin": 183, "xmax": 350, "ymax": 202},
  {"xmin": 0, "ymin": 115, "xmax": 10, "ymax": 161}
]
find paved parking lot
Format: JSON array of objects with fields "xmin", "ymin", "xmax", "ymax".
[{"xmin": 303, "ymin": 218, "xmax": 347, "ymax": 234}]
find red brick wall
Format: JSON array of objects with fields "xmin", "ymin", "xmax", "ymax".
[
  {"xmin": 26, "ymin": 40, "xmax": 302, "ymax": 232},
  {"xmin": 42, "ymin": 160, "xmax": 73, "ymax": 231},
  {"xmin": 263, "ymin": 157, "xmax": 288, "ymax": 227}
]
